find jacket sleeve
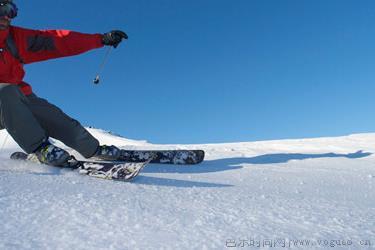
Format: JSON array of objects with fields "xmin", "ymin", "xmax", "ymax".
[{"xmin": 12, "ymin": 26, "xmax": 104, "ymax": 64}]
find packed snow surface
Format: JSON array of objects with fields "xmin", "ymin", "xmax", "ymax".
[{"xmin": 0, "ymin": 128, "xmax": 374, "ymax": 249}]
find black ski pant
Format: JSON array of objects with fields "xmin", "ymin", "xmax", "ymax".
[{"xmin": 0, "ymin": 83, "xmax": 99, "ymax": 158}]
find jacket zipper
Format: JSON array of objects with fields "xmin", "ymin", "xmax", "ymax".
[{"xmin": 0, "ymin": 48, "xmax": 6, "ymax": 63}]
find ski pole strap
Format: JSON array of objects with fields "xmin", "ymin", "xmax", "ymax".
[{"xmin": 93, "ymin": 46, "xmax": 112, "ymax": 84}]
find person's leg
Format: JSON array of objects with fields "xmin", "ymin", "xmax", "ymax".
[
  {"xmin": 0, "ymin": 84, "xmax": 47, "ymax": 153},
  {"xmin": 26, "ymin": 94, "xmax": 99, "ymax": 158}
]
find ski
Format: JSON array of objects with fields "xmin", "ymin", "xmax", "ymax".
[
  {"xmin": 118, "ymin": 149, "xmax": 205, "ymax": 165},
  {"xmin": 10, "ymin": 151, "xmax": 150, "ymax": 181}
]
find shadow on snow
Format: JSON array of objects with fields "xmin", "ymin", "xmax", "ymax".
[
  {"xmin": 134, "ymin": 176, "xmax": 233, "ymax": 188},
  {"xmin": 12, "ymin": 150, "xmax": 370, "ymax": 188},
  {"xmin": 143, "ymin": 150, "xmax": 372, "ymax": 174}
]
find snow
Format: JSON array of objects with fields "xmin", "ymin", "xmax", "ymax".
[{"xmin": 0, "ymin": 128, "xmax": 374, "ymax": 249}]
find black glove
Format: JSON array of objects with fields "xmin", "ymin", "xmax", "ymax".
[{"xmin": 102, "ymin": 30, "xmax": 128, "ymax": 48}]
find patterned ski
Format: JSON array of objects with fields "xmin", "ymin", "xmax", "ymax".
[
  {"xmin": 10, "ymin": 151, "xmax": 150, "ymax": 181},
  {"xmin": 118, "ymin": 149, "xmax": 205, "ymax": 165}
]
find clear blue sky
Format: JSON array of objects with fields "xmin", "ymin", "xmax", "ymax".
[{"xmin": 13, "ymin": 0, "xmax": 375, "ymax": 144}]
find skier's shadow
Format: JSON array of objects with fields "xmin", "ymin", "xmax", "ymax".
[
  {"xmin": 143, "ymin": 150, "xmax": 372, "ymax": 174},
  {"xmin": 24, "ymin": 150, "xmax": 371, "ymax": 188},
  {"xmin": 135, "ymin": 176, "xmax": 233, "ymax": 188}
]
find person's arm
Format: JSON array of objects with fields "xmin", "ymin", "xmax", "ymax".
[{"xmin": 12, "ymin": 26, "xmax": 104, "ymax": 64}]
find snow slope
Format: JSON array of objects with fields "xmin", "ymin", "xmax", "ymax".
[{"xmin": 0, "ymin": 128, "xmax": 374, "ymax": 249}]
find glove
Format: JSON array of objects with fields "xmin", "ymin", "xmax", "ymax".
[{"xmin": 102, "ymin": 30, "xmax": 128, "ymax": 48}]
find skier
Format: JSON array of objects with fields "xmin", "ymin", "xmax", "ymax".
[{"xmin": 0, "ymin": 0, "xmax": 128, "ymax": 166}]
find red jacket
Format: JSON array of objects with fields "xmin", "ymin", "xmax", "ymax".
[{"xmin": 0, "ymin": 26, "xmax": 104, "ymax": 95}]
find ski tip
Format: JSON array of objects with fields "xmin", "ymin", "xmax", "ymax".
[
  {"xmin": 197, "ymin": 150, "xmax": 205, "ymax": 159},
  {"xmin": 193, "ymin": 150, "xmax": 205, "ymax": 164},
  {"xmin": 10, "ymin": 151, "xmax": 28, "ymax": 160}
]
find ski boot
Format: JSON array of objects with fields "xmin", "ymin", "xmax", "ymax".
[
  {"xmin": 94, "ymin": 145, "xmax": 120, "ymax": 161},
  {"xmin": 34, "ymin": 142, "xmax": 71, "ymax": 166}
]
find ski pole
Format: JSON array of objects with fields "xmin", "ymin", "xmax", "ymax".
[
  {"xmin": 93, "ymin": 46, "xmax": 112, "ymax": 84},
  {"xmin": 1, "ymin": 132, "xmax": 9, "ymax": 152}
]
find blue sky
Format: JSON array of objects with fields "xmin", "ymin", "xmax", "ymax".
[{"xmin": 12, "ymin": 0, "xmax": 375, "ymax": 143}]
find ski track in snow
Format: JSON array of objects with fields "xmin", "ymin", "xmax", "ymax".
[{"xmin": 0, "ymin": 128, "xmax": 374, "ymax": 249}]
